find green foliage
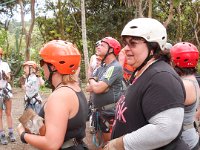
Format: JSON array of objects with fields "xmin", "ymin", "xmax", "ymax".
[
  {"xmin": 0, "ymin": 28, "xmax": 7, "ymax": 47},
  {"xmin": 86, "ymin": 1, "xmax": 135, "ymax": 57}
]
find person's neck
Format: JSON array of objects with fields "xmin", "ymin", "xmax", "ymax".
[
  {"xmin": 52, "ymin": 73, "xmax": 63, "ymax": 88},
  {"xmin": 181, "ymin": 74, "xmax": 195, "ymax": 79},
  {"xmin": 104, "ymin": 55, "xmax": 116, "ymax": 65},
  {"xmin": 135, "ymin": 58, "xmax": 156, "ymax": 79}
]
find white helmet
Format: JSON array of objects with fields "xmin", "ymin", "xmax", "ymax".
[
  {"xmin": 121, "ymin": 18, "xmax": 167, "ymax": 51},
  {"xmin": 95, "ymin": 40, "xmax": 101, "ymax": 47},
  {"xmin": 164, "ymin": 42, "xmax": 172, "ymax": 53}
]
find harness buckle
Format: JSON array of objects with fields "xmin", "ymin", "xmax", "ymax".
[
  {"xmin": 61, "ymin": 138, "xmax": 80, "ymax": 149},
  {"xmin": 72, "ymin": 138, "xmax": 79, "ymax": 146}
]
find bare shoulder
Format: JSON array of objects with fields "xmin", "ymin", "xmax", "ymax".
[{"xmin": 50, "ymin": 86, "xmax": 80, "ymax": 102}]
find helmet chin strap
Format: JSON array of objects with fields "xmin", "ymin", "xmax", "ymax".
[
  {"xmin": 26, "ymin": 66, "xmax": 31, "ymax": 82},
  {"xmin": 129, "ymin": 43, "xmax": 154, "ymax": 83},
  {"xmin": 46, "ymin": 64, "xmax": 57, "ymax": 91},
  {"xmin": 101, "ymin": 44, "xmax": 114, "ymax": 66}
]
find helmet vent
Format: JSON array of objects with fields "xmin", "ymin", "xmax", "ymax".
[
  {"xmin": 59, "ymin": 61, "xmax": 65, "ymax": 64},
  {"xmin": 69, "ymin": 64, "xmax": 75, "ymax": 68},
  {"xmin": 184, "ymin": 59, "xmax": 188, "ymax": 62},
  {"xmin": 130, "ymin": 26, "xmax": 137, "ymax": 29},
  {"xmin": 176, "ymin": 57, "xmax": 180, "ymax": 60},
  {"xmin": 162, "ymin": 36, "xmax": 166, "ymax": 40}
]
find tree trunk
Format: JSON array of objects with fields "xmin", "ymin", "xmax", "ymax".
[
  {"xmin": 177, "ymin": 3, "xmax": 182, "ymax": 42},
  {"xmin": 134, "ymin": 0, "xmax": 143, "ymax": 18},
  {"xmin": 18, "ymin": 0, "xmax": 35, "ymax": 61},
  {"xmin": 81, "ymin": 0, "xmax": 89, "ymax": 80},
  {"xmin": 58, "ymin": 0, "xmax": 64, "ymax": 39},
  {"xmin": 148, "ymin": 0, "xmax": 152, "ymax": 18},
  {"xmin": 163, "ymin": 0, "xmax": 174, "ymax": 28},
  {"xmin": 191, "ymin": 5, "xmax": 200, "ymax": 47}
]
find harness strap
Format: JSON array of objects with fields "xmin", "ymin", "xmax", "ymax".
[
  {"xmin": 101, "ymin": 103, "xmax": 115, "ymax": 111},
  {"xmin": 25, "ymin": 93, "xmax": 40, "ymax": 109},
  {"xmin": 55, "ymin": 85, "xmax": 75, "ymax": 92},
  {"xmin": 183, "ymin": 123, "xmax": 194, "ymax": 131},
  {"xmin": 61, "ymin": 138, "xmax": 82, "ymax": 149},
  {"xmin": 26, "ymin": 93, "xmax": 39, "ymax": 102}
]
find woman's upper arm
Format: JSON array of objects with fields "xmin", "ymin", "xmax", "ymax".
[{"xmin": 44, "ymin": 93, "xmax": 70, "ymax": 147}]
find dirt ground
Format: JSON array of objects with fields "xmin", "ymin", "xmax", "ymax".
[{"xmin": 0, "ymin": 87, "xmax": 98, "ymax": 150}]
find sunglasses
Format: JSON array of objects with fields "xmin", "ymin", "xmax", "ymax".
[{"xmin": 122, "ymin": 37, "xmax": 146, "ymax": 48}]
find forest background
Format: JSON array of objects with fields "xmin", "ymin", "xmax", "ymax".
[{"xmin": 0, "ymin": 0, "xmax": 199, "ymax": 87}]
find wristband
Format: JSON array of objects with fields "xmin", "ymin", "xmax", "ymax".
[
  {"xmin": 20, "ymin": 131, "xmax": 27, "ymax": 144},
  {"xmin": 88, "ymin": 77, "xmax": 98, "ymax": 82}
]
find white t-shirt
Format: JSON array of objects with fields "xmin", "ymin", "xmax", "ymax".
[
  {"xmin": 25, "ymin": 73, "xmax": 41, "ymax": 98},
  {"xmin": 0, "ymin": 60, "xmax": 11, "ymax": 88},
  {"xmin": 90, "ymin": 55, "xmax": 97, "ymax": 71}
]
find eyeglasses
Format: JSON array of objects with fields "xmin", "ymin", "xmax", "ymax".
[
  {"xmin": 40, "ymin": 59, "xmax": 45, "ymax": 67},
  {"xmin": 123, "ymin": 39, "xmax": 146, "ymax": 48}
]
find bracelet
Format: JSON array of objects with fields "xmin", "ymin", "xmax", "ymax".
[
  {"xmin": 88, "ymin": 77, "xmax": 98, "ymax": 82},
  {"xmin": 20, "ymin": 131, "xmax": 27, "ymax": 144}
]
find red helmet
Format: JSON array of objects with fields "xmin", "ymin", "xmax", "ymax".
[
  {"xmin": 0, "ymin": 48, "xmax": 3, "ymax": 55},
  {"xmin": 101, "ymin": 37, "xmax": 121, "ymax": 56},
  {"xmin": 170, "ymin": 42, "xmax": 199, "ymax": 68},
  {"xmin": 39, "ymin": 40, "xmax": 81, "ymax": 74},
  {"xmin": 23, "ymin": 61, "xmax": 38, "ymax": 69}
]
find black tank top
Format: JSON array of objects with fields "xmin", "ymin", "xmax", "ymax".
[{"xmin": 38, "ymin": 86, "xmax": 88, "ymax": 142}]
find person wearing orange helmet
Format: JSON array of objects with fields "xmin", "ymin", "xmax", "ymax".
[
  {"xmin": 86, "ymin": 37, "xmax": 123, "ymax": 147},
  {"xmin": 22, "ymin": 61, "xmax": 44, "ymax": 114},
  {"xmin": 118, "ymin": 47, "xmax": 135, "ymax": 86},
  {"xmin": 17, "ymin": 40, "xmax": 88, "ymax": 150},
  {"xmin": 170, "ymin": 42, "xmax": 200, "ymax": 150},
  {"xmin": 0, "ymin": 47, "xmax": 16, "ymax": 144}
]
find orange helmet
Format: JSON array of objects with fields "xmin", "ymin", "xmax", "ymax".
[
  {"xmin": 23, "ymin": 61, "xmax": 38, "ymax": 69},
  {"xmin": 0, "ymin": 48, "xmax": 3, "ymax": 55},
  {"xmin": 39, "ymin": 40, "xmax": 81, "ymax": 74}
]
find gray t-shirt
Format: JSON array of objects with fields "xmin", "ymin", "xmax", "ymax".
[{"xmin": 92, "ymin": 60, "xmax": 123, "ymax": 108}]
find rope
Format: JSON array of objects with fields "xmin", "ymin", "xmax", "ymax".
[{"xmin": 92, "ymin": 111, "xmax": 103, "ymax": 147}]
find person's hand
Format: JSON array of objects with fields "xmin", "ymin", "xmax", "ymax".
[
  {"xmin": 2, "ymin": 70, "xmax": 9, "ymax": 80},
  {"xmin": 17, "ymin": 123, "xmax": 25, "ymax": 136},
  {"xmin": 103, "ymin": 136, "xmax": 124, "ymax": 150},
  {"xmin": 195, "ymin": 109, "xmax": 200, "ymax": 121},
  {"xmin": 86, "ymin": 83, "xmax": 92, "ymax": 92},
  {"xmin": 39, "ymin": 124, "xmax": 46, "ymax": 136}
]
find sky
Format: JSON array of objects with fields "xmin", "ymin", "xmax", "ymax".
[{"xmin": 13, "ymin": 1, "xmax": 54, "ymax": 22}]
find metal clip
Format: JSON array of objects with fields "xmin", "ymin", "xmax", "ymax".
[{"xmin": 72, "ymin": 138, "xmax": 78, "ymax": 146}]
